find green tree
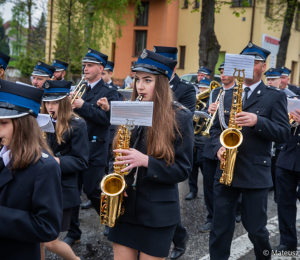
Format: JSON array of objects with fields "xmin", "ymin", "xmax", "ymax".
[{"xmin": 0, "ymin": 17, "xmax": 10, "ymax": 54}]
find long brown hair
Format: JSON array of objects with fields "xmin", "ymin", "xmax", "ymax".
[
  {"xmin": 41, "ymin": 96, "xmax": 80, "ymax": 145},
  {"xmin": 113, "ymin": 74, "xmax": 181, "ymax": 165},
  {"xmin": 0, "ymin": 68, "xmax": 5, "ymax": 80},
  {"xmin": 9, "ymin": 115, "xmax": 52, "ymax": 170}
]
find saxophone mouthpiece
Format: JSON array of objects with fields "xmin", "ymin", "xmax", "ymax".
[
  {"xmin": 136, "ymin": 94, "xmax": 144, "ymax": 101},
  {"xmin": 49, "ymin": 113, "xmax": 54, "ymax": 118}
]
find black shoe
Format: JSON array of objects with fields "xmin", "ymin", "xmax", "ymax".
[
  {"xmin": 62, "ymin": 237, "xmax": 81, "ymax": 246},
  {"xmin": 272, "ymin": 244, "xmax": 297, "ymax": 252},
  {"xmin": 80, "ymin": 200, "xmax": 93, "ymax": 209},
  {"xmin": 235, "ymin": 214, "xmax": 242, "ymax": 223},
  {"xmin": 185, "ymin": 192, "xmax": 197, "ymax": 200},
  {"xmin": 170, "ymin": 232, "xmax": 189, "ymax": 259},
  {"xmin": 199, "ymin": 222, "xmax": 211, "ymax": 233},
  {"xmin": 103, "ymin": 225, "xmax": 110, "ymax": 237}
]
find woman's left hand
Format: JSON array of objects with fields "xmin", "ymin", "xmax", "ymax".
[
  {"xmin": 113, "ymin": 148, "xmax": 149, "ymax": 172},
  {"xmin": 54, "ymin": 157, "xmax": 60, "ymax": 165},
  {"xmin": 291, "ymin": 109, "xmax": 300, "ymax": 124}
]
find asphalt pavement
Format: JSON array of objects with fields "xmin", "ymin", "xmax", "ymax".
[{"xmin": 45, "ymin": 174, "xmax": 299, "ymax": 260}]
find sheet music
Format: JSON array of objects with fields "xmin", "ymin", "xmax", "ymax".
[
  {"xmin": 223, "ymin": 54, "xmax": 255, "ymax": 79},
  {"xmin": 110, "ymin": 101, "xmax": 153, "ymax": 126},
  {"xmin": 16, "ymin": 81, "xmax": 35, "ymax": 88},
  {"xmin": 36, "ymin": 114, "xmax": 55, "ymax": 133},
  {"xmin": 287, "ymin": 98, "xmax": 300, "ymax": 113}
]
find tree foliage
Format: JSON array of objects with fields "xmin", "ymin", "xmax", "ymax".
[{"xmin": 0, "ymin": 17, "xmax": 10, "ymax": 54}]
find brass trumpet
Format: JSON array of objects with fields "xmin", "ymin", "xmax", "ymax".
[{"xmin": 71, "ymin": 77, "xmax": 87, "ymax": 104}]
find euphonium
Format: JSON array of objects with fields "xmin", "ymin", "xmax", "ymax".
[
  {"xmin": 194, "ymin": 80, "xmax": 220, "ymax": 135},
  {"xmin": 219, "ymin": 69, "xmax": 244, "ymax": 186},
  {"xmin": 71, "ymin": 76, "xmax": 87, "ymax": 104},
  {"xmin": 100, "ymin": 94, "xmax": 144, "ymax": 227},
  {"xmin": 201, "ymin": 89, "xmax": 223, "ymax": 138}
]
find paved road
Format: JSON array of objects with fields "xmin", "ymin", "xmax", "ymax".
[{"xmin": 45, "ymin": 174, "xmax": 299, "ymax": 260}]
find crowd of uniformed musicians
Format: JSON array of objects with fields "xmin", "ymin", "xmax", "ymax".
[{"xmin": 0, "ymin": 40, "xmax": 299, "ymax": 260}]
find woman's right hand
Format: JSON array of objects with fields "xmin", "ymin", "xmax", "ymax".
[
  {"xmin": 97, "ymin": 97, "xmax": 110, "ymax": 111},
  {"xmin": 217, "ymin": 146, "xmax": 226, "ymax": 161}
]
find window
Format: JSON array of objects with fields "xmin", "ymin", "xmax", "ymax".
[
  {"xmin": 265, "ymin": 0, "xmax": 273, "ymax": 18},
  {"xmin": 194, "ymin": 0, "xmax": 200, "ymax": 8},
  {"xmin": 135, "ymin": 31, "xmax": 147, "ymax": 56},
  {"xmin": 232, "ymin": 0, "xmax": 252, "ymax": 7},
  {"xmin": 111, "ymin": 42, "xmax": 116, "ymax": 62},
  {"xmin": 136, "ymin": 2, "xmax": 149, "ymax": 26},
  {"xmin": 296, "ymin": 4, "xmax": 300, "ymax": 31},
  {"xmin": 178, "ymin": 46, "xmax": 186, "ymax": 69},
  {"xmin": 182, "ymin": 0, "xmax": 188, "ymax": 9}
]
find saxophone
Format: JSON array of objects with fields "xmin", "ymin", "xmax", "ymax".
[
  {"xmin": 219, "ymin": 69, "xmax": 244, "ymax": 186},
  {"xmin": 100, "ymin": 94, "xmax": 144, "ymax": 227}
]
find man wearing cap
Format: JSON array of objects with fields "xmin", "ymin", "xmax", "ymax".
[
  {"xmin": 0, "ymin": 52, "xmax": 11, "ymax": 80},
  {"xmin": 265, "ymin": 68, "xmax": 282, "ymax": 89},
  {"xmin": 197, "ymin": 66, "xmax": 212, "ymax": 83},
  {"xmin": 153, "ymin": 46, "xmax": 195, "ymax": 259},
  {"xmin": 66, "ymin": 48, "xmax": 118, "ymax": 243},
  {"xmin": 32, "ymin": 61, "xmax": 56, "ymax": 89},
  {"xmin": 209, "ymin": 42, "xmax": 290, "ymax": 260},
  {"xmin": 52, "ymin": 59, "xmax": 68, "ymax": 81},
  {"xmin": 279, "ymin": 66, "xmax": 300, "ymax": 95}
]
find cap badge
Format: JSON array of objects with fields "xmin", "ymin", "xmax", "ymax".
[
  {"xmin": 38, "ymin": 62, "xmax": 41, "ymax": 66},
  {"xmin": 248, "ymin": 42, "xmax": 253, "ymax": 48},
  {"xmin": 45, "ymin": 82, "xmax": 50, "ymax": 89},
  {"xmin": 54, "ymin": 60, "xmax": 56, "ymax": 63},
  {"xmin": 153, "ymin": 47, "xmax": 156, "ymax": 53},
  {"xmin": 270, "ymin": 69, "xmax": 273, "ymax": 72},
  {"xmin": 88, "ymin": 49, "xmax": 91, "ymax": 53},
  {"xmin": 141, "ymin": 49, "xmax": 148, "ymax": 59},
  {"xmin": 281, "ymin": 66, "xmax": 284, "ymax": 69}
]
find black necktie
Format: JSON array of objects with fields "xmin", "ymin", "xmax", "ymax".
[
  {"xmin": 86, "ymin": 84, "xmax": 91, "ymax": 93},
  {"xmin": 0, "ymin": 157, "xmax": 5, "ymax": 172},
  {"xmin": 242, "ymin": 87, "xmax": 251, "ymax": 107}
]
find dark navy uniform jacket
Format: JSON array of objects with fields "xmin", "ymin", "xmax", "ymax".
[
  {"xmin": 288, "ymin": 84, "xmax": 300, "ymax": 96},
  {"xmin": 210, "ymin": 81, "xmax": 291, "ymax": 188},
  {"xmin": 0, "ymin": 151, "xmax": 62, "ymax": 260},
  {"xmin": 203, "ymin": 86, "xmax": 224, "ymax": 160},
  {"xmin": 119, "ymin": 105, "xmax": 194, "ymax": 227},
  {"xmin": 47, "ymin": 117, "xmax": 89, "ymax": 209},
  {"xmin": 276, "ymin": 126, "xmax": 300, "ymax": 172},
  {"xmin": 170, "ymin": 74, "xmax": 196, "ymax": 114},
  {"xmin": 74, "ymin": 79, "xmax": 119, "ymax": 165}
]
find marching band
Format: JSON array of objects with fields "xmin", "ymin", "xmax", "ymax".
[{"xmin": 0, "ymin": 40, "xmax": 299, "ymax": 260}]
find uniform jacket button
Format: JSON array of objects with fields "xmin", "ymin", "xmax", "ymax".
[
  {"xmin": 256, "ymin": 111, "xmax": 259, "ymax": 113},
  {"xmin": 298, "ymin": 143, "xmax": 300, "ymax": 146},
  {"xmin": 153, "ymin": 175, "xmax": 157, "ymax": 178},
  {"xmin": 264, "ymin": 161, "xmax": 266, "ymax": 163}
]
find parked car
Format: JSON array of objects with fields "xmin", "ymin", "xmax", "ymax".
[{"xmin": 180, "ymin": 73, "xmax": 221, "ymax": 84}]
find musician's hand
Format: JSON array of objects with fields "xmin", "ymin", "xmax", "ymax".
[
  {"xmin": 124, "ymin": 191, "xmax": 128, "ymax": 197},
  {"xmin": 71, "ymin": 96, "xmax": 84, "ymax": 109},
  {"xmin": 54, "ymin": 157, "xmax": 60, "ymax": 165},
  {"xmin": 291, "ymin": 109, "xmax": 300, "ymax": 124},
  {"xmin": 113, "ymin": 148, "xmax": 149, "ymax": 172},
  {"xmin": 235, "ymin": 112, "xmax": 257, "ymax": 127},
  {"xmin": 217, "ymin": 146, "xmax": 226, "ymax": 161},
  {"xmin": 97, "ymin": 97, "xmax": 110, "ymax": 111},
  {"xmin": 208, "ymin": 102, "xmax": 219, "ymax": 114}
]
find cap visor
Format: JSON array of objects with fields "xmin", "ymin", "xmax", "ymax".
[
  {"xmin": 266, "ymin": 76, "xmax": 280, "ymax": 79},
  {"xmin": 131, "ymin": 67, "xmax": 161, "ymax": 75},
  {"xmin": 0, "ymin": 108, "xmax": 29, "ymax": 119},
  {"xmin": 82, "ymin": 59, "xmax": 101, "ymax": 64},
  {"xmin": 32, "ymin": 71, "xmax": 50, "ymax": 77},
  {"xmin": 54, "ymin": 68, "xmax": 64, "ymax": 71},
  {"xmin": 42, "ymin": 95, "xmax": 68, "ymax": 101}
]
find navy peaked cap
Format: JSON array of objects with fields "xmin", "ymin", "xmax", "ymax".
[
  {"xmin": 279, "ymin": 66, "xmax": 291, "ymax": 76},
  {"xmin": 105, "ymin": 61, "xmax": 114, "ymax": 72},
  {"xmin": 0, "ymin": 79, "xmax": 44, "ymax": 118},
  {"xmin": 0, "ymin": 52, "xmax": 11, "ymax": 70},
  {"xmin": 82, "ymin": 48, "xmax": 108, "ymax": 67},
  {"xmin": 264, "ymin": 68, "xmax": 281, "ymax": 78},
  {"xmin": 198, "ymin": 77, "xmax": 212, "ymax": 88},
  {"xmin": 153, "ymin": 46, "xmax": 178, "ymax": 60},
  {"xmin": 132, "ymin": 49, "xmax": 177, "ymax": 80},
  {"xmin": 218, "ymin": 62, "xmax": 225, "ymax": 71},
  {"xmin": 52, "ymin": 59, "xmax": 68, "ymax": 71},
  {"xmin": 198, "ymin": 66, "xmax": 212, "ymax": 75},
  {"xmin": 240, "ymin": 41, "xmax": 270, "ymax": 61},
  {"xmin": 42, "ymin": 80, "xmax": 72, "ymax": 101},
  {"xmin": 32, "ymin": 61, "xmax": 55, "ymax": 78}
]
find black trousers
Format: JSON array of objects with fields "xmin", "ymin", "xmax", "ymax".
[
  {"xmin": 172, "ymin": 219, "xmax": 188, "ymax": 248},
  {"xmin": 66, "ymin": 172, "xmax": 83, "ymax": 240},
  {"xmin": 83, "ymin": 164, "xmax": 106, "ymax": 214},
  {"xmin": 209, "ymin": 179, "xmax": 271, "ymax": 260},
  {"xmin": 188, "ymin": 145, "xmax": 204, "ymax": 193},
  {"xmin": 276, "ymin": 166, "xmax": 300, "ymax": 248},
  {"xmin": 203, "ymin": 157, "xmax": 218, "ymax": 223},
  {"xmin": 271, "ymin": 149, "xmax": 280, "ymax": 203}
]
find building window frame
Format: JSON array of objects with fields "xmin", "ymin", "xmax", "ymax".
[
  {"xmin": 231, "ymin": 0, "xmax": 253, "ymax": 7},
  {"xmin": 134, "ymin": 30, "xmax": 147, "ymax": 57},
  {"xmin": 182, "ymin": 0, "xmax": 189, "ymax": 9},
  {"xmin": 265, "ymin": 0, "xmax": 273, "ymax": 18},
  {"xmin": 194, "ymin": 0, "xmax": 200, "ymax": 9},
  {"xmin": 178, "ymin": 46, "xmax": 186, "ymax": 69},
  {"xmin": 135, "ymin": 2, "xmax": 149, "ymax": 26},
  {"xmin": 296, "ymin": 4, "xmax": 300, "ymax": 31}
]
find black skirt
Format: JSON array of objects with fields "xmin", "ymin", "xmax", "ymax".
[
  {"xmin": 107, "ymin": 222, "xmax": 177, "ymax": 257},
  {"xmin": 60, "ymin": 208, "xmax": 73, "ymax": 232}
]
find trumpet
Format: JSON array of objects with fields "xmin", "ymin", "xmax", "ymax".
[
  {"xmin": 71, "ymin": 76, "xmax": 87, "ymax": 104},
  {"xmin": 201, "ymin": 89, "xmax": 223, "ymax": 138}
]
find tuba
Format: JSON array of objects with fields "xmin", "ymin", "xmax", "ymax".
[
  {"xmin": 100, "ymin": 94, "xmax": 144, "ymax": 227},
  {"xmin": 71, "ymin": 76, "xmax": 87, "ymax": 104},
  {"xmin": 194, "ymin": 80, "xmax": 220, "ymax": 134},
  {"xmin": 219, "ymin": 69, "xmax": 244, "ymax": 186}
]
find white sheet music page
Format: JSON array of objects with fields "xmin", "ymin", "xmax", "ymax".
[
  {"xmin": 110, "ymin": 101, "xmax": 154, "ymax": 127},
  {"xmin": 36, "ymin": 114, "xmax": 55, "ymax": 133},
  {"xmin": 223, "ymin": 54, "xmax": 255, "ymax": 79},
  {"xmin": 287, "ymin": 98, "xmax": 300, "ymax": 113}
]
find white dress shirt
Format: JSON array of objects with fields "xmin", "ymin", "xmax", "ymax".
[
  {"xmin": 0, "ymin": 146, "xmax": 11, "ymax": 166},
  {"xmin": 242, "ymin": 80, "xmax": 262, "ymax": 99},
  {"xmin": 89, "ymin": 78, "xmax": 102, "ymax": 89}
]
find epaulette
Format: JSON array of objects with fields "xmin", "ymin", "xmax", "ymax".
[
  {"xmin": 179, "ymin": 79, "xmax": 193, "ymax": 86},
  {"xmin": 290, "ymin": 84, "xmax": 299, "ymax": 88},
  {"xmin": 103, "ymin": 83, "xmax": 113, "ymax": 89},
  {"xmin": 173, "ymin": 101, "xmax": 188, "ymax": 111},
  {"xmin": 267, "ymin": 85, "xmax": 280, "ymax": 91}
]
